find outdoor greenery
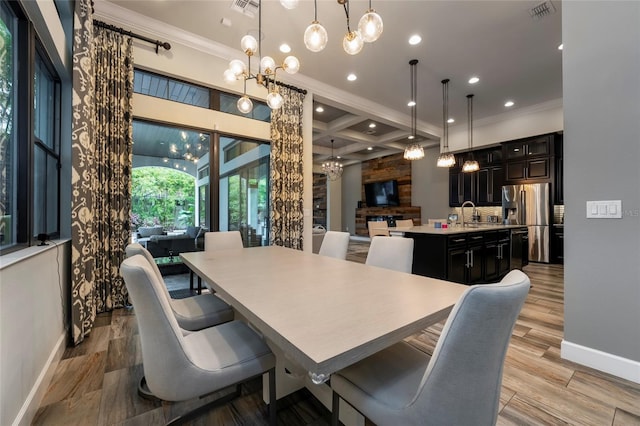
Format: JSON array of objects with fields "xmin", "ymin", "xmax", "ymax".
[{"xmin": 131, "ymin": 167, "xmax": 195, "ymax": 230}]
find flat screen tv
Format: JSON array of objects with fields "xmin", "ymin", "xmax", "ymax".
[{"xmin": 364, "ymin": 180, "xmax": 400, "ymax": 207}]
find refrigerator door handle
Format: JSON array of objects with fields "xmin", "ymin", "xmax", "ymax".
[{"xmin": 520, "ymin": 190, "xmax": 526, "ymax": 224}]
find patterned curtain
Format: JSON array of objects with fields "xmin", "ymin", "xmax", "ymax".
[
  {"xmin": 269, "ymin": 86, "xmax": 305, "ymax": 249},
  {"xmin": 70, "ymin": 0, "xmax": 133, "ymax": 345}
]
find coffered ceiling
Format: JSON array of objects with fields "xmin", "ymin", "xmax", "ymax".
[{"xmin": 98, "ymin": 0, "xmax": 563, "ymax": 166}]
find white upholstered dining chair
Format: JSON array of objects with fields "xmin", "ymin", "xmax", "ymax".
[
  {"xmin": 318, "ymin": 231, "xmax": 350, "ymax": 260},
  {"xmin": 120, "ymin": 255, "xmax": 277, "ymax": 425},
  {"xmin": 365, "ymin": 236, "xmax": 414, "ymax": 273},
  {"xmin": 331, "ymin": 269, "xmax": 531, "ymax": 426},
  {"xmin": 188, "ymin": 230, "xmax": 245, "ymax": 294},
  {"xmin": 125, "ymin": 243, "xmax": 233, "ymax": 332}
]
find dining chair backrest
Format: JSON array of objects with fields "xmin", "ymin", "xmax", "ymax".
[
  {"xmin": 318, "ymin": 231, "xmax": 350, "ymax": 260},
  {"xmin": 411, "ymin": 270, "xmax": 530, "ymax": 424},
  {"xmin": 395, "ymin": 219, "xmax": 414, "ymax": 227},
  {"xmin": 368, "ymin": 220, "xmax": 390, "ymax": 238},
  {"xmin": 120, "ymin": 255, "xmax": 195, "ymax": 396},
  {"xmin": 125, "ymin": 243, "xmax": 168, "ymax": 297},
  {"xmin": 204, "ymin": 230, "xmax": 244, "ymax": 251},
  {"xmin": 365, "ymin": 236, "xmax": 414, "ymax": 273}
]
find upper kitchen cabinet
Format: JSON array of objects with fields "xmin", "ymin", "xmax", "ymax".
[
  {"xmin": 503, "ymin": 134, "xmax": 558, "ymax": 183},
  {"xmin": 503, "ymin": 135, "xmax": 551, "ymax": 160}
]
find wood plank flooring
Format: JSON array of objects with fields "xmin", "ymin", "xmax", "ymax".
[{"xmin": 33, "ymin": 242, "xmax": 640, "ymax": 425}]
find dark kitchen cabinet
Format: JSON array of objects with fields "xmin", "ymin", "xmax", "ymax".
[
  {"xmin": 477, "ymin": 166, "xmax": 503, "ymax": 205},
  {"xmin": 551, "ymin": 226, "xmax": 564, "ymax": 264},
  {"xmin": 503, "ymin": 135, "xmax": 551, "ymax": 160},
  {"xmin": 449, "ymin": 169, "xmax": 475, "ymax": 207},
  {"xmin": 409, "ymin": 228, "xmax": 521, "ymax": 285},
  {"xmin": 446, "ymin": 234, "xmax": 484, "ymax": 285},
  {"xmin": 484, "ymin": 231, "xmax": 511, "ymax": 281},
  {"xmin": 505, "ymin": 158, "xmax": 551, "ymax": 181},
  {"xmin": 554, "ymin": 136, "xmax": 564, "ymax": 204}
]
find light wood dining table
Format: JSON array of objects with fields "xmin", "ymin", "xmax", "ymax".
[{"xmin": 180, "ymin": 245, "xmax": 466, "ymax": 384}]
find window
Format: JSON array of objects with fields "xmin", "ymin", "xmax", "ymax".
[
  {"xmin": 0, "ymin": 3, "xmax": 18, "ymax": 250},
  {"xmin": 0, "ymin": 2, "xmax": 62, "ymax": 254},
  {"xmin": 33, "ymin": 49, "xmax": 61, "ymax": 237},
  {"xmin": 133, "ymin": 69, "xmax": 271, "ymax": 123}
]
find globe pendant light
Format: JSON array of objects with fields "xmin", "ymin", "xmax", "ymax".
[
  {"xmin": 358, "ymin": 1, "xmax": 383, "ymax": 43},
  {"xmin": 437, "ymin": 78, "xmax": 455, "ymax": 167},
  {"xmin": 404, "ymin": 59, "xmax": 424, "ymax": 161},
  {"xmin": 340, "ymin": 0, "xmax": 364, "ymax": 55},
  {"xmin": 304, "ymin": 0, "xmax": 328, "ymax": 52},
  {"xmin": 462, "ymin": 94, "xmax": 480, "ymax": 172}
]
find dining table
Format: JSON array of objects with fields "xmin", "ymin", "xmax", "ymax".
[{"xmin": 180, "ymin": 245, "xmax": 466, "ymax": 384}]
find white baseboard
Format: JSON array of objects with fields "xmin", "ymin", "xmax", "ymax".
[
  {"xmin": 561, "ymin": 340, "xmax": 640, "ymax": 384},
  {"xmin": 12, "ymin": 332, "xmax": 66, "ymax": 426}
]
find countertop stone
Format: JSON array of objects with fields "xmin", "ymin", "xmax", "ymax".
[{"xmin": 390, "ymin": 224, "xmax": 527, "ymax": 236}]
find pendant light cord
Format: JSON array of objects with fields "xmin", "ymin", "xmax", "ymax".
[
  {"xmin": 442, "ymin": 79, "xmax": 450, "ymax": 152},
  {"xmin": 314, "ymin": 0, "xmax": 318, "ymax": 21},
  {"xmin": 410, "ymin": 59, "xmax": 418, "ymax": 138},
  {"xmin": 467, "ymin": 94, "xmax": 474, "ymax": 154}
]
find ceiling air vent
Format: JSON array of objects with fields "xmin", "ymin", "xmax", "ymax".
[
  {"xmin": 230, "ymin": 0, "xmax": 259, "ymax": 18},
  {"xmin": 529, "ymin": 1, "xmax": 556, "ymax": 19}
]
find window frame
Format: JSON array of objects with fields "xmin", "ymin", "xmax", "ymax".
[{"xmin": 0, "ymin": 1, "xmax": 61, "ymax": 255}]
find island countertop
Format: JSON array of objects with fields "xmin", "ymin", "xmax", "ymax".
[{"xmin": 390, "ymin": 224, "xmax": 526, "ymax": 236}]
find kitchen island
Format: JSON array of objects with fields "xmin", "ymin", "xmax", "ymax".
[{"xmin": 390, "ymin": 224, "xmax": 528, "ymax": 285}]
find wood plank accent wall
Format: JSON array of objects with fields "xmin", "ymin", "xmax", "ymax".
[
  {"xmin": 361, "ymin": 153, "xmax": 412, "ymax": 206},
  {"xmin": 356, "ymin": 153, "xmax": 421, "ymax": 236}
]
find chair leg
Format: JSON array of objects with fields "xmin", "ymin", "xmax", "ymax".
[
  {"xmin": 268, "ymin": 367, "xmax": 277, "ymax": 426},
  {"xmin": 332, "ymin": 390, "xmax": 340, "ymax": 426}
]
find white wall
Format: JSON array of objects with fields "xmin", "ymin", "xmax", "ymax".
[
  {"xmin": 341, "ymin": 164, "xmax": 362, "ymax": 235},
  {"xmin": 411, "ymin": 146, "xmax": 451, "ymax": 223},
  {"xmin": 561, "ymin": 1, "xmax": 640, "ymax": 383},
  {"xmin": 0, "ymin": 242, "xmax": 71, "ymax": 426},
  {"xmin": 447, "ymin": 100, "xmax": 563, "ymax": 153}
]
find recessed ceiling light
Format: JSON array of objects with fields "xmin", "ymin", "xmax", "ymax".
[
  {"xmin": 408, "ymin": 35, "xmax": 422, "ymax": 45},
  {"xmin": 504, "ymin": 100, "xmax": 515, "ymax": 107},
  {"xmin": 347, "ymin": 73, "xmax": 357, "ymax": 81},
  {"xmin": 407, "ymin": 100, "xmax": 416, "ymax": 107},
  {"xmin": 336, "ymin": 155, "xmax": 341, "ymax": 159},
  {"xmin": 367, "ymin": 146, "xmax": 373, "ymax": 151},
  {"xmin": 369, "ymin": 123, "xmax": 376, "ymax": 128},
  {"xmin": 279, "ymin": 43, "xmax": 292, "ymax": 53},
  {"xmin": 468, "ymin": 76, "xmax": 480, "ymax": 84},
  {"xmin": 558, "ymin": 43, "xmax": 563, "ymax": 50},
  {"xmin": 447, "ymin": 118, "xmax": 455, "ymax": 124},
  {"xmin": 315, "ymin": 106, "xmax": 324, "ymax": 113}
]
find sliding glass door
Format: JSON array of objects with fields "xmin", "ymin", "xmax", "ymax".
[{"xmin": 219, "ymin": 136, "xmax": 270, "ymax": 247}]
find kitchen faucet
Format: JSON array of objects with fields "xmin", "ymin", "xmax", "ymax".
[{"xmin": 460, "ymin": 200, "xmax": 477, "ymax": 227}]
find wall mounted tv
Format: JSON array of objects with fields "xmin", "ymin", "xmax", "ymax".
[{"xmin": 364, "ymin": 180, "xmax": 400, "ymax": 207}]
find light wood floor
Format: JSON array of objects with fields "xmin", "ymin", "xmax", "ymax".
[{"xmin": 34, "ymin": 242, "xmax": 640, "ymax": 425}]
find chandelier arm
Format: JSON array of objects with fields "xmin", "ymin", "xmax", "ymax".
[
  {"xmin": 314, "ymin": 0, "xmax": 318, "ymax": 21},
  {"xmin": 343, "ymin": 1, "xmax": 351, "ymax": 33},
  {"xmin": 258, "ymin": 0, "xmax": 262, "ymax": 74}
]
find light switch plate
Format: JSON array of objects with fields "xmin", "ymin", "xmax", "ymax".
[{"xmin": 586, "ymin": 200, "xmax": 622, "ymax": 219}]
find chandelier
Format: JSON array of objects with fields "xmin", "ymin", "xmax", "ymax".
[
  {"xmin": 224, "ymin": 0, "xmax": 300, "ymax": 114},
  {"xmin": 322, "ymin": 139, "xmax": 343, "ymax": 181},
  {"xmin": 462, "ymin": 94, "xmax": 480, "ymax": 172},
  {"xmin": 302, "ymin": 0, "xmax": 383, "ymax": 55},
  {"xmin": 404, "ymin": 59, "xmax": 424, "ymax": 161},
  {"xmin": 437, "ymin": 79, "xmax": 456, "ymax": 167}
]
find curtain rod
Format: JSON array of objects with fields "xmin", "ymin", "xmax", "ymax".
[
  {"xmin": 93, "ymin": 20, "xmax": 171, "ymax": 54},
  {"xmin": 273, "ymin": 79, "xmax": 307, "ymax": 95}
]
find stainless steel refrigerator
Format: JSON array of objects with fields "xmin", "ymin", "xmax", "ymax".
[{"xmin": 502, "ymin": 183, "xmax": 550, "ymax": 263}]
